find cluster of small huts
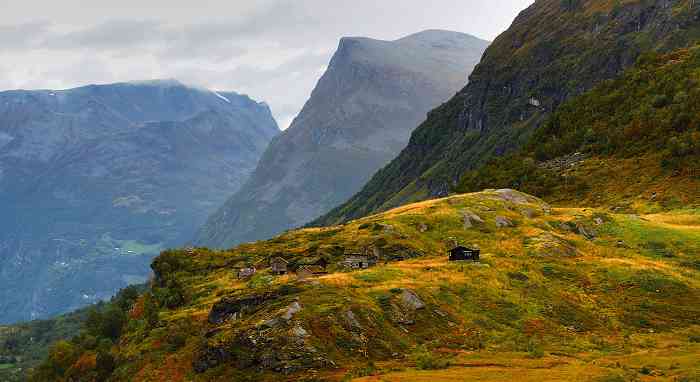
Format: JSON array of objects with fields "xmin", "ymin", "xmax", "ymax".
[
  {"xmin": 235, "ymin": 245, "xmax": 478, "ymax": 281},
  {"xmin": 236, "ymin": 253, "xmax": 380, "ymax": 281}
]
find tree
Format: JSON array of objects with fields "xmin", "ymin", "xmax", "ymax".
[
  {"xmin": 143, "ymin": 293, "xmax": 159, "ymax": 330},
  {"xmin": 95, "ymin": 351, "xmax": 115, "ymax": 381}
]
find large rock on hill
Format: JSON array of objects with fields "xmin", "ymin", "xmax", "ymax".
[
  {"xmin": 195, "ymin": 30, "xmax": 490, "ymax": 248},
  {"xmin": 0, "ymin": 80, "xmax": 279, "ymax": 323}
]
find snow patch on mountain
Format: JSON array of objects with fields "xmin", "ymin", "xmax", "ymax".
[{"xmin": 213, "ymin": 91, "xmax": 231, "ymax": 104}]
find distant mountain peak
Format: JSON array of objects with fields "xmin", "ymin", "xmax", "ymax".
[
  {"xmin": 330, "ymin": 30, "xmax": 490, "ymax": 75},
  {"xmin": 396, "ymin": 29, "xmax": 488, "ymax": 44},
  {"xmin": 0, "ymin": 80, "xmax": 280, "ymax": 323},
  {"xmin": 195, "ymin": 29, "xmax": 490, "ymax": 249},
  {"xmin": 122, "ymin": 78, "xmax": 185, "ymax": 87}
]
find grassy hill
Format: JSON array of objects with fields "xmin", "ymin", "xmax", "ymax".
[
  {"xmin": 313, "ymin": 0, "xmax": 700, "ymax": 227},
  {"xmin": 14, "ymin": 7, "xmax": 700, "ymax": 381},
  {"xmin": 456, "ymin": 45, "xmax": 700, "ymax": 211},
  {"xmin": 30, "ymin": 189, "xmax": 700, "ymax": 381}
]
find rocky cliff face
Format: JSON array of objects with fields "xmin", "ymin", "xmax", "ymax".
[
  {"xmin": 0, "ymin": 80, "xmax": 279, "ymax": 323},
  {"xmin": 314, "ymin": 0, "xmax": 700, "ymax": 225},
  {"xmin": 195, "ymin": 30, "xmax": 490, "ymax": 248}
]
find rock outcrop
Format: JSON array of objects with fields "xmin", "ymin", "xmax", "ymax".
[{"xmin": 388, "ymin": 289, "xmax": 427, "ymax": 325}]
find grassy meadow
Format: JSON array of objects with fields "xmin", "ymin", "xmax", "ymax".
[{"xmin": 31, "ymin": 189, "xmax": 696, "ymax": 381}]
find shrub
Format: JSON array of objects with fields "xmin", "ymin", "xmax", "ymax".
[
  {"xmin": 95, "ymin": 351, "xmax": 115, "ymax": 380},
  {"xmin": 375, "ymin": 294, "xmax": 392, "ymax": 308},
  {"xmin": 85, "ymin": 306, "xmax": 126, "ymax": 341},
  {"xmin": 247, "ymin": 274, "xmax": 274, "ymax": 289},
  {"xmin": 166, "ymin": 332, "xmax": 187, "ymax": 351},
  {"xmin": 143, "ymin": 293, "xmax": 159, "ymax": 330},
  {"xmin": 341, "ymin": 362, "xmax": 377, "ymax": 381},
  {"xmin": 412, "ymin": 346, "xmax": 451, "ymax": 370},
  {"xmin": 29, "ymin": 340, "xmax": 80, "ymax": 381},
  {"xmin": 527, "ymin": 340, "xmax": 545, "ymax": 358}
]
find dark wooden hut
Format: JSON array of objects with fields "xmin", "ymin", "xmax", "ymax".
[
  {"xmin": 448, "ymin": 246, "xmax": 480, "ymax": 262},
  {"xmin": 270, "ymin": 257, "xmax": 289, "ymax": 275}
]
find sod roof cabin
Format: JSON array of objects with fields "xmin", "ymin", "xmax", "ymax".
[
  {"xmin": 449, "ymin": 246, "xmax": 480, "ymax": 262},
  {"xmin": 269, "ymin": 257, "xmax": 289, "ymax": 275},
  {"xmin": 296, "ymin": 265, "xmax": 328, "ymax": 280},
  {"xmin": 339, "ymin": 254, "xmax": 376, "ymax": 269},
  {"xmin": 298, "ymin": 256, "xmax": 329, "ymax": 269},
  {"xmin": 236, "ymin": 267, "xmax": 257, "ymax": 280}
]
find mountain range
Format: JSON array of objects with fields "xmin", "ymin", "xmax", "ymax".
[
  {"xmin": 1, "ymin": 0, "xmax": 699, "ymax": 380},
  {"xmin": 195, "ymin": 30, "xmax": 490, "ymax": 248},
  {"xmin": 313, "ymin": 0, "xmax": 700, "ymax": 226},
  {"xmin": 0, "ymin": 80, "xmax": 279, "ymax": 323}
]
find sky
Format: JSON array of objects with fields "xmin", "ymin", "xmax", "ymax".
[{"xmin": 0, "ymin": 0, "xmax": 534, "ymax": 129}]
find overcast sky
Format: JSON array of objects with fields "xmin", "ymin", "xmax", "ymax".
[{"xmin": 0, "ymin": 0, "xmax": 533, "ymax": 128}]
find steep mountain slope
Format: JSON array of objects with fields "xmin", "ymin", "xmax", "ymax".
[
  {"xmin": 195, "ymin": 30, "xmax": 490, "ymax": 248},
  {"xmin": 456, "ymin": 45, "xmax": 700, "ymax": 209},
  {"xmin": 314, "ymin": 0, "xmax": 700, "ymax": 226},
  {"xmin": 31, "ymin": 190, "xmax": 700, "ymax": 381},
  {"xmin": 0, "ymin": 80, "xmax": 279, "ymax": 323}
]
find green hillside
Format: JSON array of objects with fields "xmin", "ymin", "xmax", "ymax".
[
  {"xmin": 313, "ymin": 0, "xmax": 700, "ymax": 227},
  {"xmin": 456, "ymin": 45, "xmax": 700, "ymax": 209},
  {"xmin": 14, "ymin": 2, "xmax": 700, "ymax": 381},
  {"xmin": 28, "ymin": 190, "xmax": 700, "ymax": 381},
  {"xmin": 0, "ymin": 285, "xmax": 144, "ymax": 381}
]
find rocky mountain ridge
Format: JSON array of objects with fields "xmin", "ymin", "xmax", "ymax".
[
  {"xmin": 314, "ymin": 0, "xmax": 700, "ymax": 226},
  {"xmin": 195, "ymin": 30, "xmax": 490, "ymax": 248}
]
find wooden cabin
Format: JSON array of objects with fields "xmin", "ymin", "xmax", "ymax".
[
  {"xmin": 237, "ymin": 267, "xmax": 256, "ymax": 280},
  {"xmin": 449, "ymin": 246, "xmax": 480, "ymax": 262},
  {"xmin": 270, "ymin": 257, "xmax": 289, "ymax": 275},
  {"xmin": 340, "ymin": 254, "xmax": 375, "ymax": 269},
  {"xmin": 296, "ymin": 265, "xmax": 328, "ymax": 280}
]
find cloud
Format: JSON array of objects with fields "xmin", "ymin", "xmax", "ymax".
[
  {"xmin": 0, "ymin": 20, "xmax": 50, "ymax": 51},
  {"xmin": 0, "ymin": 0, "xmax": 534, "ymax": 128}
]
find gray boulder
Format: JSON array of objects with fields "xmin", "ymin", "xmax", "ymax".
[
  {"xmin": 495, "ymin": 216, "xmax": 515, "ymax": 228},
  {"xmin": 462, "ymin": 209, "xmax": 485, "ymax": 229}
]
